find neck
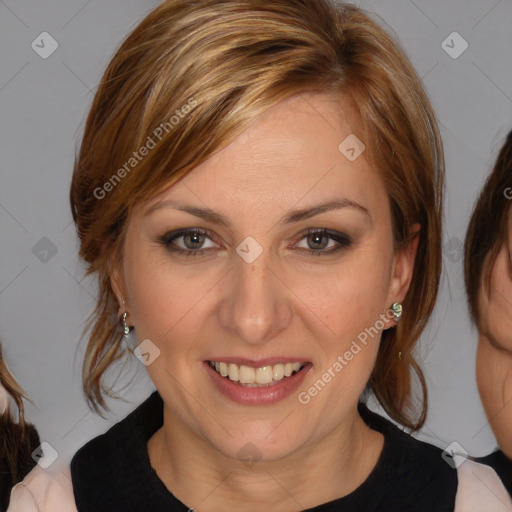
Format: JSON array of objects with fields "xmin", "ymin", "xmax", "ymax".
[{"xmin": 147, "ymin": 406, "xmax": 384, "ymax": 512}]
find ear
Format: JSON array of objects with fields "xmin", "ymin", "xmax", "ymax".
[{"xmin": 384, "ymin": 223, "xmax": 421, "ymax": 326}]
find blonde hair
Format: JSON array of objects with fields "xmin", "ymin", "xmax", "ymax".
[{"xmin": 71, "ymin": 0, "xmax": 443, "ymax": 429}]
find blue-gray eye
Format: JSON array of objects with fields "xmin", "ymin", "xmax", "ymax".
[
  {"xmin": 296, "ymin": 229, "xmax": 351, "ymax": 256},
  {"xmin": 159, "ymin": 229, "xmax": 217, "ymax": 255}
]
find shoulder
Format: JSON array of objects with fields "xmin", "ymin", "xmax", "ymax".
[
  {"xmin": 475, "ymin": 450, "xmax": 512, "ymax": 495},
  {"xmin": 378, "ymin": 418, "xmax": 512, "ymax": 510},
  {"xmin": 377, "ymin": 418, "xmax": 512, "ymax": 510},
  {"xmin": 358, "ymin": 404, "xmax": 458, "ymax": 510},
  {"xmin": 455, "ymin": 457, "xmax": 512, "ymax": 511},
  {"xmin": 70, "ymin": 391, "xmax": 163, "ymax": 509},
  {"xmin": 359, "ymin": 404, "xmax": 511, "ymax": 511},
  {"xmin": 71, "ymin": 392, "xmax": 161, "ymax": 478},
  {"xmin": 7, "ymin": 462, "xmax": 77, "ymax": 512}
]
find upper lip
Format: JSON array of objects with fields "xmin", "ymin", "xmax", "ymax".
[{"xmin": 206, "ymin": 357, "xmax": 311, "ymax": 368}]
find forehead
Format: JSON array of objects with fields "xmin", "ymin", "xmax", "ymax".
[{"xmin": 147, "ymin": 93, "xmax": 388, "ymax": 219}]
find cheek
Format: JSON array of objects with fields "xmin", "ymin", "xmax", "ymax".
[
  {"xmin": 293, "ymin": 246, "xmax": 392, "ymax": 336},
  {"xmin": 290, "ymin": 247, "xmax": 392, "ymax": 398},
  {"xmin": 477, "ymin": 340, "xmax": 512, "ymax": 456},
  {"xmin": 123, "ymin": 247, "xmax": 214, "ymax": 343},
  {"xmin": 481, "ymin": 247, "xmax": 512, "ymax": 350},
  {"xmin": 485, "ymin": 299, "xmax": 512, "ymax": 351}
]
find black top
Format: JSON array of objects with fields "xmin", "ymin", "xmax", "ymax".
[
  {"xmin": 71, "ymin": 391, "xmax": 458, "ymax": 511},
  {"xmin": 475, "ymin": 450, "xmax": 512, "ymax": 495}
]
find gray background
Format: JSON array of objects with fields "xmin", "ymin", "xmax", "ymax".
[{"xmin": 1, "ymin": 0, "xmax": 511, "ymax": 464}]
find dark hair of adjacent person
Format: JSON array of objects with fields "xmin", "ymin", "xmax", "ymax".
[
  {"xmin": 0, "ymin": 344, "xmax": 40, "ymax": 510},
  {"xmin": 464, "ymin": 129, "xmax": 512, "ymax": 327}
]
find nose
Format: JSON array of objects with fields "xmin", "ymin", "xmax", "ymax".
[{"xmin": 218, "ymin": 249, "xmax": 293, "ymax": 346}]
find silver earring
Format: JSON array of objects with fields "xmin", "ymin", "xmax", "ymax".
[
  {"xmin": 391, "ymin": 302, "xmax": 403, "ymax": 323},
  {"xmin": 122, "ymin": 311, "xmax": 130, "ymax": 336},
  {"xmin": 121, "ymin": 299, "xmax": 130, "ymax": 337}
]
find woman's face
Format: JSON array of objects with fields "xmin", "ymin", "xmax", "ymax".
[
  {"xmin": 114, "ymin": 93, "xmax": 417, "ymax": 463},
  {"xmin": 476, "ymin": 208, "xmax": 512, "ymax": 458}
]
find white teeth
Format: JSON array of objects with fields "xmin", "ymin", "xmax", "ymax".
[
  {"xmin": 255, "ymin": 366, "xmax": 273, "ymax": 384},
  {"xmin": 219, "ymin": 362, "xmax": 228, "ymax": 377},
  {"xmin": 209, "ymin": 361, "xmax": 305, "ymax": 386},
  {"xmin": 273, "ymin": 364, "xmax": 285, "ymax": 381},
  {"xmin": 239, "ymin": 365, "xmax": 255, "ymax": 384},
  {"xmin": 228, "ymin": 363, "xmax": 239, "ymax": 381}
]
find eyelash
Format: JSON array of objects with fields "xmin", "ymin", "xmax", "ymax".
[{"xmin": 157, "ymin": 228, "xmax": 352, "ymax": 258}]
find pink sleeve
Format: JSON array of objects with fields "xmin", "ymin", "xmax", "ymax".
[
  {"xmin": 455, "ymin": 457, "xmax": 512, "ymax": 511},
  {"xmin": 7, "ymin": 463, "xmax": 78, "ymax": 512}
]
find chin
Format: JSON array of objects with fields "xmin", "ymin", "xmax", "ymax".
[{"xmin": 212, "ymin": 428, "xmax": 305, "ymax": 465}]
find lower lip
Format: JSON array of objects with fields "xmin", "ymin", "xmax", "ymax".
[{"xmin": 204, "ymin": 362, "xmax": 312, "ymax": 405}]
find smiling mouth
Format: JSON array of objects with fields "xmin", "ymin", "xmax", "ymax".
[{"xmin": 207, "ymin": 360, "xmax": 308, "ymax": 387}]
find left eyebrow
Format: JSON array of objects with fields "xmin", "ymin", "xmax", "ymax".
[
  {"xmin": 280, "ymin": 199, "xmax": 370, "ymax": 224},
  {"xmin": 143, "ymin": 198, "xmax": 370, "ymax": 227}
]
